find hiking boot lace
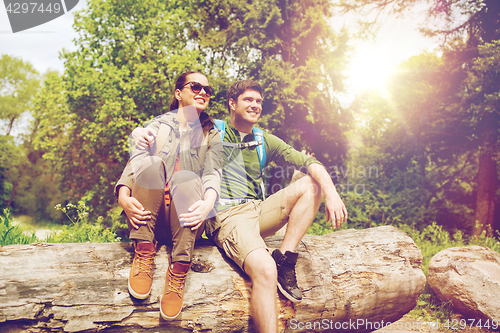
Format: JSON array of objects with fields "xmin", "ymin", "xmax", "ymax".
[
  {"xmin": 282, "ymin": 261, "xmax": 298, "ymax": 286},
  {"xmin": 165, "ymin": 269, "xmax": 188, "ymax": 298},
  {"xmin": 136, "ymin": 251, "xmax": 154, "ymax": 278}
]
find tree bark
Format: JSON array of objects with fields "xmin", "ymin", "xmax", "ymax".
[
  {"xmin": 472, "ymin": 116, "xmax": 498, "ymax": 236},
  {"xmin": 0, "ymin": 226, "xmax": 426, "ymax": 332},
  {"xmin": 5, "ymin": 178, "xmax": 18, "ymax": 210}
]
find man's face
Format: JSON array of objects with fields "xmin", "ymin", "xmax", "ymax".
[{"xmin": 229, "ymin": 89, "xmax": 263, "ymax": 127}]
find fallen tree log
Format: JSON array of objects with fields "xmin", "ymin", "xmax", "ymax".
[{"xmin": 0, "ymin": 225, "xmax": 425, "ymax": 332}]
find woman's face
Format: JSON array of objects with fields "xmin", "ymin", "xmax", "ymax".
[{"xmin": 175, "ymin": 73, "xmax": 211, "ymax": 114}]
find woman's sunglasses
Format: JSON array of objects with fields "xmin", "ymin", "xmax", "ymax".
[{"xmin": 183, "ymin": 81, "xmax": 215, "ymax": 97}]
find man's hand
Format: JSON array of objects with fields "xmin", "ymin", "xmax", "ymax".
[
  {"xmin": 118, "ymin": 186, "xmax": 151, "ymax": 229},
  {"xmin": 324, "ymin": 192, "xmax": 347, "ymax": 229},
  {"xmin": 307, "ymin": 163, "xmax": 348, "ymax": 229},
  {"xmin": 132, "ymin": 127, "xmax": 157, "ymax": 150}
]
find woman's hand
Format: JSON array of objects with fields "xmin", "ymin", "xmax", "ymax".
[
  {"xmin": 179, "ymin": 200, "xmax": 213, "ymax": 230},
  {"xmin": 132, "ymin": 127, "xmax": 157, "ymax": 150},
  {"xmin": 118, "ymin": 186, "xmax": 151, "ymax": 229},
  {"xmin": 179, "ymin": 188, "xmax": 217, "ymax": 230}
]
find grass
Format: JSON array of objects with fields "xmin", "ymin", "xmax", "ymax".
[
  {"xmin": 1, "ymin": 204, "xmax": 120, "ymax": 245},
  {"xmin": 0, "ymin": 209, "xmax": 38, "ymax": 245}
]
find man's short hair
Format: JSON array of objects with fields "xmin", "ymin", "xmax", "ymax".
[{"xmin": 226, "ymin": 80, "xmax": 263, "ymax": 111}]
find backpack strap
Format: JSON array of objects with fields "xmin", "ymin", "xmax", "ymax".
[
  {"xmin": 214, "ymin": 119, "xmax": 267, "ymax": 171},
  {"xmin": 214, "ymin": 119, "xmax": 226, "ymax": 141},
  {"xmin": 252, "ymin": 127, "xmax": 266, "ymax": 172},
  {"xmin": 214, "ymin": 119, "xmax": 268, "ymax": 199}
]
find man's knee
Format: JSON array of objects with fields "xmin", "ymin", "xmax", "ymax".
[
  {"xmin": 286, "ymin": 175, "xmax": 322, "ymax": 202},
  {"xmin": 245, "ymin": 250, "xmax": 277, "ymax": 287}
]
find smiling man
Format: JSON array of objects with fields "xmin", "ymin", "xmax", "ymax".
[{"xmin": 205, "ymin": 80, "xmax": 348, "ymax": 333}]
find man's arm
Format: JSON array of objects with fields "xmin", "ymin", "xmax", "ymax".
[{"xmin": 307, "ymin": 163, "xmax": 348, "ymax": 229}]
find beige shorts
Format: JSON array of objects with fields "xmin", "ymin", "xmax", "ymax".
[{"xmin": 212, "ymin": 189, "xmax": 289, "ymax": 270}]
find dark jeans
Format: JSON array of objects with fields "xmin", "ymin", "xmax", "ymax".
[{"xmin": 128, "ymin": 156, "xmax": 205, "ymax": 262}]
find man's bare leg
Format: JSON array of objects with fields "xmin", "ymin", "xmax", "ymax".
[
  {"xmin": 262, "ymin": 175, "xmax": 322, "ymax": 302},
  {"xmin": 244, "ymin": 248, "xmax": 278, "ymax": 333},
  {"xmin": 281, "ymin": 175, "xmax": 322, "ymax": 253}
]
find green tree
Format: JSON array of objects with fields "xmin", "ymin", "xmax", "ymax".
[
  {"xmin": 193, "ymin": 0, "xmax": 351, "ymax": 166},
  {"xmin": 0, "ymin": 55, "xmax": 42, "ymax": 213},
  {"xmin": 339, "ymin": 0, "xmax": 500, "ymax": 236},
  {"xmin": 33, "ymin": 0, "xmax": 203, "ymax": 217},
  {"xmin": 0, "ymin": 54, "xmax": 39, "ymax": 136},
  {"xmin": 34, "ymin": 0, "xmax": 351, "ymax": 218}
]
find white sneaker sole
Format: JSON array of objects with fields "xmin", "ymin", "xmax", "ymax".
[
  {"xmin": 160, "ymin": 296, "xmax": 181, "ymax": 320},
  {"xmin": 128, "ymin": 279, "xmax": 151, "ymax": 299},
  {"xmin": 277, "ymin": 283, "xmax": 302, "ymax": 303}
]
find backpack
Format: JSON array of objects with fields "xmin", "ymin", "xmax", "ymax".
[
  {"xmin": 213, "ymin": 119, "xmax": 267, "ymax": 172},
  {"xmin": 214, "ymin": 119, "xmax": 268, "ymax": 200}
]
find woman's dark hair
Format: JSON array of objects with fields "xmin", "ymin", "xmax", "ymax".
[{"xmin": 170, "ymin": 71, "xmax": 214, "ymax": 135}]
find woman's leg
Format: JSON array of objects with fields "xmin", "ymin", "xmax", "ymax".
[
  {"xmin": 127, "ymin": 156, "xmax": 167, "ymax": 299},
  {"xmin": 161, "ymin": 170, "xmax": 205, "ymax": 320},
  {"xmin": 129, "ymin": 156, "xmax": 167, "ymax": 242},
  {"xmin": 168, "ymin": 170, "xmax": 205, "ymax": 262}
]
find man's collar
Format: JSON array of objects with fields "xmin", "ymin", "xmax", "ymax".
[{"xmin": 228, "ymin": 120, "xmax": 254, "ymax": 134}]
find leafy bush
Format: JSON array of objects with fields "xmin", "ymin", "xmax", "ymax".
[
  {"xmin": 399, "ymin": 222, "xmax": 500, "ymax": 274},
  {"xmin": 0, "ymin": 208, "xmax": 38, "ymax": 245},
  {"xmin": 43, "ymin": 202, "xmax": 119, "ymax": 243},
  {"xmin": 0, "ymin": 202, "xmax": 119, "ymax": 245}
]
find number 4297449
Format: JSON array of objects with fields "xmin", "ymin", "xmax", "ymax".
[
  {"xmin": 6, "ymin": 2, "xmax": 62, "ymax": 14},
  {"xmin": 444, "ymin": 319, "xmax": 498, "ymax": 330}
]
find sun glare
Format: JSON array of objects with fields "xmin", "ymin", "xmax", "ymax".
[{"xmin": 346, "ymin": 43, "xmax": 395, "ymax": 96}]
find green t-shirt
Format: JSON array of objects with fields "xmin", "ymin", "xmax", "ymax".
[{"xmin": 217, "ymin": 121, "xmax": 321, "ymax": 210}]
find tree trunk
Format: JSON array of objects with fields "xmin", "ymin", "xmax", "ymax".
[
  {"xmin": 472, "ymin": 116, "xmax": 498, "ymax": 236},
  {"xmin": 0, "ymin": 226, "xmax": 426, "ymax": 332},
  {"xmin": 5, "ymin": 178, "xmax": 18, "ymax": 210}
]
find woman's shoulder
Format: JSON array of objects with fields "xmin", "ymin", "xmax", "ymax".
[
  {"xmin": 157, "ymin": 111, "xmax": 177, "ymax": 123},
  {"xmin": 144, "ymin": 111, "xmax": 176, "ymax": 128},
  {"xmin": 206, "ymin": 127, "xmax": 222, "ymax": 142}
]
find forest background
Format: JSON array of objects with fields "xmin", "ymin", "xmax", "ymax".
[
  {"xmin": 2, "ymin": 0, "xmax": 500, "ymax": 322},
  {"xmin": 1, "ymin": 0, "xmax": 500, "ymax": 241}
]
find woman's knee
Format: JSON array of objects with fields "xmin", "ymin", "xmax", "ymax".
[
  {"xmin": 170, "ymin": 170, "xmax": 203, "ymax": 204},
  {"xmin": 134, "ymin": 156, "xmax": 166, "ymax": 189},
  {"xmin": 170, "ymin": 170, "xmax": 201, "ymax": 187}
]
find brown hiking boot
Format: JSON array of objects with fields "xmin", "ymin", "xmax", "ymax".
[
  {"xmin": 160, "ymin": 262, "xmax": 191, "ymax": 319},
  {"xmin": 128, "ymin": 242, "xmax": 155, "ymax": 299}
]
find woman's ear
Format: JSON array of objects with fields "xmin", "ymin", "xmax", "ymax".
[{"xmin": 175, "ymin": 89, "xmax": 182, "ymax": 101}]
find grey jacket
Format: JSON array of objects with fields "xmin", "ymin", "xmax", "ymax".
[{"xmin": 114, "ymin": 111, "xmax": 223, "ymax": 200}]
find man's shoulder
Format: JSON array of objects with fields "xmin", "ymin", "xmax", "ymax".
[{"xmin": 262, "ymin": 130, "xmax": 287, "ymax": 147}]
